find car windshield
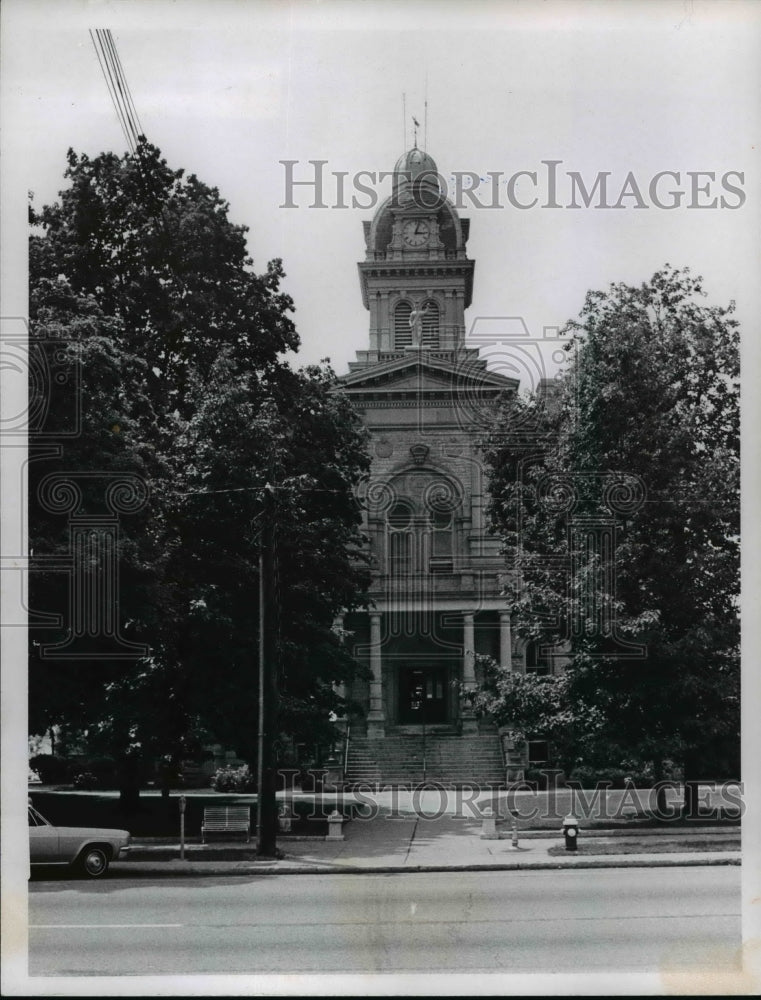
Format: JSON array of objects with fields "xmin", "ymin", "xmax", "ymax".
[{"xmin": 28, "ymin": 805, "xmax": 52, "ymax": 827}]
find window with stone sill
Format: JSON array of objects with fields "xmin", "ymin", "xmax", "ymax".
[
  {"xmin": 525, "ymin": 640, "xmax": 552, "ymax": 676},
  {"xmin": 388, "ymin": 530, "xmax": 412, "ymax": 575},
  {"xmin": 429, "ymin": 506, "xmax": 452, "ymax": 569},
  {"xmin": 387, "ymin": 500, "xmax": 413, "ymax": 575},
  {"xmin": 527, "ymin": 740, "xmax": 550, "ymax": 765},
  {"xmin": 385, "ymin": 473, "xmax": 460, "ymax": 575}
]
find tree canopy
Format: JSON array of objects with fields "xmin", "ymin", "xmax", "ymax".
[
  {"xmin": 31, "ymin": 144, "xmax": 298, "ymax": 410},
  {"xmin": 29, "ymin": 141, "xmax": 370, "ymax": 795},
  {"xmin": 477, "ymin": 266, "xmax": 740, "ymax": 782}
]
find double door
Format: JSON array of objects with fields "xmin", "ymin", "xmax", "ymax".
[{"xmin": 399, "ymin": 666, "xmax": 449, "ymax": 724}]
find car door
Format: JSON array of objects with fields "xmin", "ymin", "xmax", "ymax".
[{"xmin": 29, "ymin": 806, "xmax": 60, "ymax": 862}]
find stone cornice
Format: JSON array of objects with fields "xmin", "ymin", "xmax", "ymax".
[{"xmin": 357, "ymin": 258, "xmax": 475, "ymax": 309}]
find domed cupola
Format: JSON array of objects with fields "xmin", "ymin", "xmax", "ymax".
[
  {"xmin": 392, "ymin": 147, "xmax": 441, "ymax": 207},
  {"xmin": 356, "ymin": 143, "xmax": 475, "ymax": 356}
]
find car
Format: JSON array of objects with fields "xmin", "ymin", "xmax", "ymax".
[{"xmin": 28, "ymin": 802, "xmax": 131, "ymax": 878}]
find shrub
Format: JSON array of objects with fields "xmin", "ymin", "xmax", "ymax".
[
  {"xmin": 210, "ymin": 764, "xmax": 256, "ymax": 793},
  {"xmin": 71, "ymin": 755, "xmax": 117, "ymax": 788},
  {"xmin": 568, "ymin": 761, "xmax": 655, "ymax": 789},
  {"xmin": 29, "ymin": 754, "xmax": 71, "ymax": 784},
  {"xmin": 73, "ymin": 771, "xmax": 99, "ymax": 790}
]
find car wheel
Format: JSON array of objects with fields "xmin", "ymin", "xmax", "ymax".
[{"xmin": 77, "ymin": 846, "xmax": 110, "ymax": 878}]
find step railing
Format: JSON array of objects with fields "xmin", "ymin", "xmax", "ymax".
[{"xmin": 343, "ymin": 721, "xmax": 351, "ymax": 775}]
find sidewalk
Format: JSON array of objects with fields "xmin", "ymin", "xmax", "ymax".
[{"xmin": 116, "ymin": 811, "xmax": 741, "ymax": 877}]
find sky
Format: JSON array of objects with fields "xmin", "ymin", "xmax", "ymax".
[{"xmin": 4, "ymin": 0, "xmax": 761, "ymax": 379}]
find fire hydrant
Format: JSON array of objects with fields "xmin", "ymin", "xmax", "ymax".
[{"xmin": 561, "ymin": 814, "xmax": 579, "ymax": 852}]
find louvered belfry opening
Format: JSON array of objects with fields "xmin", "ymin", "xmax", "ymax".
[
  {"xmin": 394, "ymin": 300, "xmax": 440, "ymax": 349},
  {"xmin": 394, "ymin": 301, "xmax": 412, "ymax": 348},
  {"xmin": 422, "ymin": 300, "xmax": 440, "ymax": 348}
]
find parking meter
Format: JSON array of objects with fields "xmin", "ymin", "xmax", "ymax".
[{"xmin": 561, "ymin": 814, "xmax": 579, "ymax": 851}]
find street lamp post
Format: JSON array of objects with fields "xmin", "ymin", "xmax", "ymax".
[{"xmin": 256, "ymin": 487, "xmax": 280, "ymax": 858}]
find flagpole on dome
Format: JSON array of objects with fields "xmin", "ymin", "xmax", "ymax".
[{"xmin": 424, "ymin": 74, "xmax": 428, "ymax": 153}]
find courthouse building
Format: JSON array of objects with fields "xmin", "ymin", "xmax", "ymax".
[{"xmin": 334, "ymin": 146, "xmax": 549, "ymax": 785}]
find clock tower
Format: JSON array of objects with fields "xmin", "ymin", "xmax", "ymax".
[
  {"xmin": 335, "ymin": 144, "xmax": 524, "ymax": 784},
  {"xmin": 356, "ymin": 146, "xmax": 474, "ymax": 354}
]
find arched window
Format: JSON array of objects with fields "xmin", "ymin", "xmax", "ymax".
[
  {"xmin": 385, "ymin": 472, "xmax": 462, "ymax": 577},
  {"xmin": 421, "ymin": 301, "xmax": 440, "ymax": 348},
  {"xmin": 388, "ymin": 501, "xmax": 412, "ymax": 529},
  {"xmin": 387, "ymin": 500, "xmax": 413, "ymax": 575},
  {"xmin": 394, "ymin": 302, "xmax": 412, "ymax": 349}
]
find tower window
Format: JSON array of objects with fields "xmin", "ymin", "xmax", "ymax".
[
  {"xmin": 422, "ymin": 301, "xmax": 440, "ymax": 348},
  {"xmin": 394, "ymin": 302, "xmax": 412, "ymax": 349}
]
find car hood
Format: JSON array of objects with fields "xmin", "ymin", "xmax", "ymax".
[{"xmin": 52, "ymin": 826, "xmax": 130, "ymax": 840}]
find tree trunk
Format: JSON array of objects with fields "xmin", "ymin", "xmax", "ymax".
[{"xmin": 159, "ymin": 757, "xmax": 174, "ymax": 800}]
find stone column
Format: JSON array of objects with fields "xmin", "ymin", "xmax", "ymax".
[
  {"xmin": 369, "ymin": 295, "xmax": 379, "ymax": 348},
  {"xmin": 380, "ymin": 292, "xmax": 390, "ymax": 351},
  {"xmin": 461, "ymin": 611, "xmax": 478, "ymax": 733},
  {"xmin": 367, "ymin": 612, "xmax": 385, "ymax": 737},
  {"xmin": 499, "ymin": 611, "xmax": 512, "ymax": 671}
]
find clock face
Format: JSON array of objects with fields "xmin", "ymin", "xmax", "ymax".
[{"xmin": 402, "ymin": 219, "xmax": 430, "ymax": 247}]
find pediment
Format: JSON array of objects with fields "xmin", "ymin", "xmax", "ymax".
[
  {"xmin": 373, "ymin": 370, "xmax": 463, "ymax": 391},
  {"xmin": 339, "ymin": 354, "xmax": 518, "ymax": 393}
]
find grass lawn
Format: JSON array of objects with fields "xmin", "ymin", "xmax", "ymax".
[{"xmin": 547, "ymin": 836, "xmax": 741, "ymax": 856}]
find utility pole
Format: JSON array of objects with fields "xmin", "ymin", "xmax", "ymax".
[{"xmin": 256, "ymin": 486, "xmax": 280, "ymax": 857}]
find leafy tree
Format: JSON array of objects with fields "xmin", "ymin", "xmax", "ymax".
[
  {"xmin": 31, "ymin": 143, "xmax": 297, "ymax": 412},
  {"xmin": 157, "ymin": 352, "xmax": 370, "ymax": 766},
  {"xmin": 469, "ymin": 658, "xmax": 606, "ymax": 778},
  {"xmin": 27, "ymin": 277, "xmax": 178, "ymax": 799},
  {"xmin": 481, "ymin": 266, "xmax": 740, "ymax": 798},
  {"xmin": 28, "ymin": 142, "xmax": 370, "ymax": 811}
]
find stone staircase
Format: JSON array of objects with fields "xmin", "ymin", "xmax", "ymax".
[{"xmin": 345, "ymin": 733, "xmax": 506, "ymax": 786}]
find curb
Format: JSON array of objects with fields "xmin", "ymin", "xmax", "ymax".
[{"xmin": 112, "ymin": 854, "xmax": 741, "ymax": 878}]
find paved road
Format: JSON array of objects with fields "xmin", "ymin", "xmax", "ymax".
[{"xmin": 29, "ymin": 866, "xmax": 741, "ymax": 977}]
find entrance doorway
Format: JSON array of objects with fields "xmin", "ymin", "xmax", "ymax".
[{"xmin": 399, "ymin": 666, "xmax": 449, "ymax": 724}]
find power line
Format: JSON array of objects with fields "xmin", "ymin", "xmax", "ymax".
[
  {"xmin": 104, "ymin": 28, "xmax": 144, "ymax": 140},
  {"xmin": 104, "ymin": 28, "xmax": 141, "ymax": 146},
  {"xmin": 89, "ymin": 28, "xmax": 144, "ymax": 152},
  {"xmin": 90, "ymin": 29, "xmax": 134, "ymax": 152},
  {"xmin": 93, "ymin": 29, "xmax": 137, "ymax": 149}
]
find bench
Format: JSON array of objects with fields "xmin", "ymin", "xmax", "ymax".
[{"xmin": 201, "ymin": 806, "xmax": 251, "ymax": 843}]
